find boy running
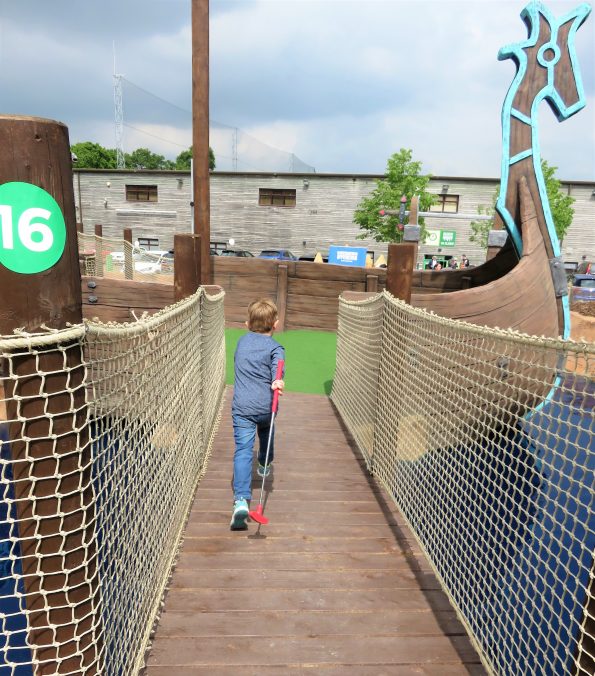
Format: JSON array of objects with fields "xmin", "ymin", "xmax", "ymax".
[{"xmin": 230, "ymin": 299, "xmax": 285, "ymax": 530}]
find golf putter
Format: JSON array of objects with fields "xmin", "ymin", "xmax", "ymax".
[{"xmin": 249, "ymin": 359, "xmax": 284, "ymax": 525}]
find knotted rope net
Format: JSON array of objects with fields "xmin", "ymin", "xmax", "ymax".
[
  {"xmin": 0, "ymin": 287, "xmax": 225, "ymax": 674},
  {"xmin": 332, "ymin": 290, "xmax": 594, "ymax": 676}
]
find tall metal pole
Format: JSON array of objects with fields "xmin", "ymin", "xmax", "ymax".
[
  {"xmin": 192, "ymin": 0, "xmax": 211, "ymax": 284},
  {"xmin": 113, "ymin": 42, "xmax": 125, "ymax": 169}
]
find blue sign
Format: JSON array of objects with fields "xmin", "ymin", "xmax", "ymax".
[{"xmin": 328, "ymin": 246, "xmax": 367, "ymax": 267}]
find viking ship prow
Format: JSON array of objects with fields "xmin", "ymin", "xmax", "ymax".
[{"xmin": 409, "ymin": 2, "xmax": 591, "ymax": 339}]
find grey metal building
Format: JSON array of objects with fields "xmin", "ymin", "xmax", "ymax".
[{"xmin": 73, "ymin": 169, "xmax": 595, "ymax": 268}]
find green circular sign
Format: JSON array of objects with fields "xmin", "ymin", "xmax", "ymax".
[{"xmin": 0, "ymin": 181, "xmax": 66, "ymax": 274}]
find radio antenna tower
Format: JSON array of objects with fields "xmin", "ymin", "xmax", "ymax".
[{"xmin": 113, "ymin": 42, "xmax": 125, "ymax": 169}]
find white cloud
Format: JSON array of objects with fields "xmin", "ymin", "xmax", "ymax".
[{"xmin": 0, "ymin": 0, "xmax": 592, "ymax": 179}]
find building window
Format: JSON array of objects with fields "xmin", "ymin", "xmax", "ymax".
[
  {"xmin": 430, "ymin": 194, "xmax": 459, "ymax": 213},
  {"xmin": 258, "ymin": 188, "xmax": 296, "ymax": 207},
  {"xmin": 126, "ymin": 185, "xmax": 158, "ymax": 202},
  {"xmin": 137, "ymin": 237, "xmax": 159, "ymax": 250}
]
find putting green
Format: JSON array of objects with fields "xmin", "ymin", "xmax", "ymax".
[{"xmin": 225, "ymin": 329, "xmax": 337, "ymax": 395}]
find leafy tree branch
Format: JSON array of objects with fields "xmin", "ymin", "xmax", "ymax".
[{"xmin": 354, "ymin": 149, "xmax": 435, "ymax": 244}]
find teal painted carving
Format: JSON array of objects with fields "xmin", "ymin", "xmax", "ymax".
[
  {"xmin": 496, "ymin": 1, "xmax": 591, "ymax": 339},
  {"xmin": 497, "ymin": 1, "xmax": 591, "ymax": 254}
]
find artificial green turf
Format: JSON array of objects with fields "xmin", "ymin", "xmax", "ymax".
[{"xmin": 225, "ymin": 329, "xmax": 337, "ymax": 395}]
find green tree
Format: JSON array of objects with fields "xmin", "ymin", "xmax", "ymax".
[
  {"xmin": 354, "ymin": 149, "xmax": 435, "ymax": 243},
  {"xmin": 469, "ymin": 189, "xmax": 498, "ymax": 249},
  {"xmin": 175, "ymin": 146, "xmax": 216, "ymax": 170},
  {"xmin": 541, "ymin": 159, "xmax": 574, "ymax": 243},
  {"xmin": 125, "ymin": 147, "xmax": 174, "ymax": 170},
  {"xmin": 470, "ymin": 160, "xmax": 575, "ymax": 248},
  {"xmin": 70, "ymin": 141, "xmax": 117, "ymax": 169}
]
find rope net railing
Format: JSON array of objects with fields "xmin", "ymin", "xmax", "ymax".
[
  {"xmin": 331, "ymin": 290, "xmax": 594, "ymax": 676},
  {"xmin": 0, "ymin": 288, "xmax": 226, "ymax": 674},
  {"xmin": 78, "ymin": 232, "xmax": 174, "ymax": 283}
]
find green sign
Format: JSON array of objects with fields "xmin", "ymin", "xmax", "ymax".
[
  {"xmin": 0, "ymin": 182, "xmax": 66, "ymax": 274},
  {"xmin": 423, "ymin": 228, "xmax": 457, "ymax": 247},
  {"xmin": 439, "ymin": 230, "xmax": 456, "ymax": 247}
]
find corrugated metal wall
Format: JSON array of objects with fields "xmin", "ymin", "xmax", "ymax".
[{"xmin": 73, "ymin": 169, "xmax": 594, "ymax": 266}]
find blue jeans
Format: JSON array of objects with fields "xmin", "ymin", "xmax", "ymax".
[{"xmin": 232, "ymin": 412, "xmax": 275, "ymax": 501}]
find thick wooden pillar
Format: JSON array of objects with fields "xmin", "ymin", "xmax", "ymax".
[
  {"xmin": 192, "ymin": 0, "xmax": 211, "ymax": 285},
  {"xmin": 386, "ymin": 243, "xmax": 416, "ymax": 303},
  {"xmin": 0, "ymin": 116, "xmax": 101, "ymax": 672},
  {"xmin": 174, "ymin": 233, "xmax": 202, "ymax": 301}
]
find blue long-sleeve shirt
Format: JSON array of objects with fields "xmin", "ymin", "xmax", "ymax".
[{"xmin": 232, "ymin": 332, "xmax": 285, "ymax": 417}]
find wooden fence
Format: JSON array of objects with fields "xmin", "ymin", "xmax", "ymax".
[
  {"xmin": 82, "ymin": 255, "xmax": 386, "ymax": 331},
  {"xmin": 212, "ymin": 257, "xmax": 386, "ymax": 331}
]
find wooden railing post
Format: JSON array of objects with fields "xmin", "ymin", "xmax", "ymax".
[
  {"xmin": 94, "ymin": 223, "xmax": 103, "ymax": 277},
  {"xmin": 0, "ymin": 115, "xmax": 102, "ymax": 672},
  {"xmin": 174, "ymin": 233, "xmax": 202, "ymax": 301},
  {"xmin": 386, "ymin": 243, "xmax": 416, "ymax": 303},
  {"xmin": 366, "ymin": 274, "xmax": 379, "ymax": 292},
  {"xmin": 276, "ymin": 264, "xmax": 288, "ymax": 331},
  {"xmin": 123, "ymin": 227, "xmax": 133, "ymax": 280}
]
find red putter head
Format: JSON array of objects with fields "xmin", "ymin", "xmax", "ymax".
[{"xmin": 249, "ymin": 503, "xmax": 269, "ymax": 525}]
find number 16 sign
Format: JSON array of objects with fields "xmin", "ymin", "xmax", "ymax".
[{"xmin": 0, "ymin": 182, "xmax": 66, "ymax": 274}]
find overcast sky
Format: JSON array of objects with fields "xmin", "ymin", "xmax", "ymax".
[{"xmin": 0, "ymin": 0, "xmax": 593, "ymax": 179}]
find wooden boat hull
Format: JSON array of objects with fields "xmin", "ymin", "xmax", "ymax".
[{"xmin": 410, "ymin": 176, "xmax": 561, "ymax": 339}]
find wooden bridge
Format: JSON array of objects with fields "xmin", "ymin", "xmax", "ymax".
[{"xmin": 144, "ymin": 391, "xmax": 485, "ymax": 674}]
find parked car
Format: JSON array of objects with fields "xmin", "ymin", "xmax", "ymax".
[
  {"xmin": 258, "ymin": 249, "xmax": 298, "ymax": 261},
  {"xmin": 220, "ymin": 249, "xmax": 255, "ymax": 257},
  {"xmin": 571, "ymin": 274, "xmax": 595, "ymax": 303},
  {"xmin": 299, "ymin": 252, "xmax": 328, "ymax": 262}
]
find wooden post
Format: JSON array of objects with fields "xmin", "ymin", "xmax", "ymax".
[
  {"xmin": 94, "ymin": 223, "xmax": 103, "ymax": 277},
  {"xmin": 403, "ymin": 195, "xmax": 420, "ymax": 269},
  {"xmin": 366, "ymin": 275, "xmax": 379, "ymax": 292},
  {"xmin": 76, "ymin": 222, "xmax": 84, "ymax": 233},
  {"xmin": 276, "ymin": 264, "xmax": 288, "ymax": 332},
  {"xmin": 0, "ymin": 115, "xmax": 102, "ymax": 671},
  {"xmin": 192, "ymin": 0, "xmax": 211, "ymax": 285},
  {"xmin": 123, "ymin": 227, "xmax": 133, "ymax": 280},
  {"xmin": 174, "ymin": 233, "xmax": 201, "ymax": 301},
  {"xmin": 409, "ymin": 195, "xmax": 419, "ymax": 228},
  {"xmin": 386, "ymin": 243, "xmax": 416, "ymax": 303}
]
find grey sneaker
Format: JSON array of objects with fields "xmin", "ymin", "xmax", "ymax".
[
  {"xmin": 230, "ymin": 498, "xmax": 249, "ymax": 530},
  {"xmin": 257, "ymin": 463, "xmax": 272, "ymax": 478}
]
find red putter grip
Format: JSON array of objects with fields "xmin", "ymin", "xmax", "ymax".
[{"xmin": 272, "ymin": 359, "xmax": 285, "ymax": 413}]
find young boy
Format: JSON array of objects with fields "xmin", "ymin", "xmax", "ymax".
[{"xmin": 230, "ymin": 298, "xmax": 285, "ymax": 530}]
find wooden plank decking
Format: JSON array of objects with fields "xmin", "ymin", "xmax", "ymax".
[{"xmin": 145, "ymin": 391, "xmax": 485, "ymax": 674}]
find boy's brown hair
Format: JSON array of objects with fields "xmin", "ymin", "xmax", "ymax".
[{"xmin": 248, "ymin": 298, "xmax": 278, "ymax": 333}]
